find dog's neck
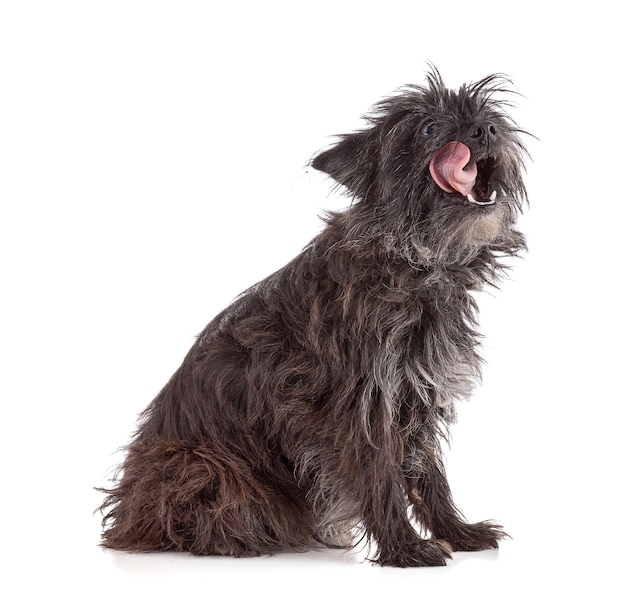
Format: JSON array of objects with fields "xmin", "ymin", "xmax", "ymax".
[{"xmin": 319, "ymin": 206, "xmax": 525, "ymax": 289}]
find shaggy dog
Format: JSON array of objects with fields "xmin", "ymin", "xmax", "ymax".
[{"xmin": 99, "ymin": 68, "xmax": 529, "ymax": 567}]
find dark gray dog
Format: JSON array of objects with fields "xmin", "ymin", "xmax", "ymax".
[{"xmin": 99, "ymin": 68, "xmax": 528, "ymax": 567}]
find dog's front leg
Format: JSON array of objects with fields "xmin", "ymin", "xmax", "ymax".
[
  {"xmin": 363, "ymin": 472, "xmax": 453, "ymax": 567},
  {"xmin": 407, "ymin": 443, "xmax": 507, "ymax": 552},
  {"xmin": 309, "ymin": 430, "xmax": 453, "ymax": 567},
  {"xmin": 305, "ymin": 430, "xmax": 452, "ymax": 567}
]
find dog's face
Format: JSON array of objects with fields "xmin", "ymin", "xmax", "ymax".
[{"xmin": 312, "ymin": 70, "xmax": 528, "ymax": 262}]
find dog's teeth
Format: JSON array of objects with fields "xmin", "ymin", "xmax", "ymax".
[{"xmin": 466, "ymin": 192, "xmax": 496, "ymax": 206}]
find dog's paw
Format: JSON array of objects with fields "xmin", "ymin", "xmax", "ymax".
[
  {"xmin": 442, "ymin": 520, "xmax": 508, "ymax": 552},
  {"xmin": 376, "ymin": 539, "xmax": 452, "ymax": 567}
]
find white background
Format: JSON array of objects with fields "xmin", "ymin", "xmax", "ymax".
[{"xmin": 1, "ymin": 1, "xmax": 624, "ymax": 588}]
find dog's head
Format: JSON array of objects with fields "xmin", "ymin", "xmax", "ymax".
[{"xmin": 312, "ymin": 67, "xmax": 529, "ymax": 265}]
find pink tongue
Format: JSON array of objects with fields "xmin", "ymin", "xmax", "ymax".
[{"xmin": 429, "ymin": 141, "xmax": 477, "ymax": 196}]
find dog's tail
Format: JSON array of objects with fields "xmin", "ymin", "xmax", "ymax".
[{"xmin": 97, "ymin": 438, "xmax": 315, "ymax": 555}]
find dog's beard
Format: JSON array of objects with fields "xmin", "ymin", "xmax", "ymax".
[
  {"xmin": 413, "ymin": 200, "xmax": 512, "ymax": 267},
  {"xmin": 340, "ymin": 166, "xmax": 523, "ymax": 269},
  {"xmin": 370, "ymin": 200, "xmax": 516, "ymax": 269}
]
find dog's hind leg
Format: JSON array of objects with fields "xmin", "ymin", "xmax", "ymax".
[{"xmin": 99, "ymin": 439, "xmax": 316, "ymax": 555}]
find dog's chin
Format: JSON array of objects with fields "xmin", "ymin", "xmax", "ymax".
[
  {"xmin": 461, "ymin": 201, "xmax": 505, "ymax": 244},
  {"xmin": 426, "ymin": 190, "xmax": 508, "ymax": 255}
]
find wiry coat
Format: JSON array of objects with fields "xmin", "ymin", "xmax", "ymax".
[{"xmin": 99, "ymin": 69, "xmax": 529, "ymax": 567}]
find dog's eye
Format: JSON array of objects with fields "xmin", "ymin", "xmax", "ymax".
[{"xmin": 421, "ymin": 122, "xmax": 436, "ymax": 136}]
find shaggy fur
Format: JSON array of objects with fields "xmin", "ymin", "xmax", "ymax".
[{"xmin": 99, "ymin": 68, "xmax": 529, "ymax": 567}]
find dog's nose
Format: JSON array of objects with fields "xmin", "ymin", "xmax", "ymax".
[{"xmin": 469, "ymin": 122, "xmax": 498, "ymax": 146}]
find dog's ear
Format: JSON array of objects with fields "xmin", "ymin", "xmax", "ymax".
[
  {"xmin": 312, "ymin": 110, "xmax": 411, "ymax": 200},
  {"xmin": 311, "ymin": 131, "xmax": 376, "ymax": 199}
]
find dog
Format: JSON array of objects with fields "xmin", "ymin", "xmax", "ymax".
[{"xmin": 99, "ymin": 67, "xmax": 529, "ymax": 567}]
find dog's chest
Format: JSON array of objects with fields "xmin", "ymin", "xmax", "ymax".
[{"xmin": 370, "ymin": 277, "xmax": 481, "ymax": 414}]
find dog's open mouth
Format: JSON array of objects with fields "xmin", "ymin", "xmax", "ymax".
[{"xmin": 429, "ymin": 141, "xmax": 497, "ymax": 206}]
